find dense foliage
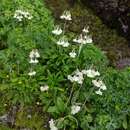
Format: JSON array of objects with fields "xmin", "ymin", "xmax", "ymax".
[{"xmin": 0, "ymin": 0, "xmax": 130, "ymax": 130}]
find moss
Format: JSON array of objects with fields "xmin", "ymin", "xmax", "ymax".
[
  {"xmin": 0, "ymin": 106, "xmax": 48, "ymax": 130},
  {"xmin": 0, "ymin": 125, "xmax": 14, "ymax": 130},
  {"xmin": 15, "ymin": 107, "xmax": 47, "ymax": 130}
]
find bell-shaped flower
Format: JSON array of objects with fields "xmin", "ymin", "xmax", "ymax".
[
  {"xmin": 71, "ymin": 105, "xmax": 81, "ymax": 115},
  {"xmin": 52, "ymin": 25, "xmax": 62, "ymax": 35},
  {"xmin": 60, "ymin": 10, "xmax": 72, "ymax": 21},
  {"xmin": 69, "ymin": 51, "xmax": 76, "ymax": 58},
  {"xmin": 82, "ymin": 69, "xmax": 100, "ymax": 78}
]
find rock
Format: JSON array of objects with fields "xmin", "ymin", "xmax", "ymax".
[
  {"xmin": 80, "ymin": 0, "xmax": 130, "ymax": 44},
  {"xmin": 0, "ymin": 106, "xmax": 18, "ymax": 127},
  {"xmin": 116, "ymin": 58, "xmax": 130, "ymax": 69},
  {"xmin": 0, "ymin": 114, "xmax": 9, "ymax": 124}
]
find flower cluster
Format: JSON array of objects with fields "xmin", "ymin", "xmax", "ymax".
[
  {"xmin": 68, "ymin": 69, "xmax": 84, "ymax": 84},
  {"xmin": 49, "ymin": 119, "xmax": 58, "ymax": 130},
  {"xmin": 40, "ymin": 85, "xmax": 49, "ymax": 92},
  {"xmin": 57, "ymin": 37, "xmax": 70, "ymax": 47},
  {"xmin": 60, "ymin": 10, "xmax": 72, "ymax": 21},
  {"xmin": 69, "ymin": 51, "xmax": 77, "ymax": 58},
  {"xmin": 83, "ymin": 68, "xmax": 106, "ymax": 95},
  {"xmin": 73, "ymin": 34, "xmax": 93, "ymax": 44},
  {"xmin": 92, "ymin": 79, "xmax": 107, "ymax": 95},
  {"xmin": 82, "ymin": 26, "xmax": 89, "ymax": 33},
  {"xmin": 82, "ymin": 69, "xmax": 100, "ymax": 78},
  {"xmin": 14, "ymin": 10, "xmax": 32, "ymax": 21},
  {"xmin": 68, "ymin": 69, "xmax": 100, "ymax": 84},
  {"xmin": 71, "ymin": 105, "xmax": 81, "ymax": 115},
  {"xmin": 52, "ymin": 11, "xmax": 72, "ymax": 48},
  {"xmin": 28, "ymin": 71, "xmax": 36, "ymax": 76},
  {"xmin": 68, "ymin": 68, "xmax": 107, "ymax": 95},
  {"xmin": 29, "ymin": 49, "xmax": 40, "ymax": 64},
  {"xmin": 28, "ymin": 49, "xmax": 40, "ymax": 76},
  {"xmin": 52, "ymin": 25, "xmax": 62, "ymax": 35}
]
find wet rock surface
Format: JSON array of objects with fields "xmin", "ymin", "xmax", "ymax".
[{"xmin": 81, "ymin": 0, "xmax": 130, "ymax": 43}]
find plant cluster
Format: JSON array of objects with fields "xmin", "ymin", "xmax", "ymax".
[{"xmin": 0, "ymin": 0, "xmax": 130, "ymax": 130}]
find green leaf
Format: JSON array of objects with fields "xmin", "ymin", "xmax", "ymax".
[
  {"xmin": 123, "ymin": 116, "xmax": 127, "ymax": 129},
  {"xmin": 47, "ymin": 106, "xmax": 59, "ymax": 114},
  {"xmin": 56, "ymin": 97, "xmax": 65, "ymax": 113}
]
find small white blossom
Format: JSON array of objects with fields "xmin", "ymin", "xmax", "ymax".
[
  {"xmin": 57, "ymin": 37, "xmax": 69, "ymax": 47},
  {"xmin": 71, "ymin": 105, "xmax": 81, "ymax": 115},
  {"xmin": 84, "ymin": 36, "xmax": 93, "ymax": 44},
  {"xmin": 29, "ymin": 49, "xmax": 40, "ymax": 59},
  {"xmin": 49, "ymin": 119, "xmax": 58, "ymax": 130},
  {"xmin": 83, "ymin": 69, "xmax": 100, "ymax": 78},
  {"xmin": 92, "ymin": 80, "xmax": 101, "ymax": 88},
  {"xmin": 52, "ymin": 26, "xmax": 62, "ymax": 35},
  {"xmin": 92, "ymin": 79, "xmax": 107, "ymax": 90},
  {"xmin": 92, "ymin": 79, "xmax": 107, "ymax": 95},
  {"xmin": 14, "ymin": 10, "xmax": 32, "ymax": 21},
  {"xmin": 73, "ymin": 34, "xmax": 87, "ymax": 44},
  {"xmin": 36, "ymin": 102, "xmax": 40, "ymax": 105},
  {"xmin": 73, "ymin": 34, "xmax": 93, "ymax": 44},
  {"xmin": 73, "ymin": 37, "xmax": 80, "ymax": 43},
  {"xmin": 69, "ymin": 51, "xmax": 76, "ymax": 58},
  {"xmin": 60, "ymin": 10, "xmax": 72, "ymax": 21},
  {"xmin": 28, "ymin": 71, "xmax": 36, "ymax": 76},
  {"xmin": 73, "ymin": 34, "xmax": 84, "ymax": 44},
  {"xmin": 82, "ymin": 26, "xmax": 89, "ymax": 33},
  {"xmin": 40, "ymin": 85, "xmax": 49, "ymax": 92},
  {"xmin": 68, "ymin": 69, "xmax": 84, "ymax": 84},
  {"xmin": 95, "ymin": 89, "xmax": 102, "ymax": 95},
  {"xmin": 29, "ymin": 58, "xmax": 39, "ymax": 64}
]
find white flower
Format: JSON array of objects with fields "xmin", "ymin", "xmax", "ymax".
[
  {"xmin": 84, "ymin": 36, "xmax": 93, "ymax": 44},
  {"xmin": 29, "ymin": 49, "xmax": 40, "ymax": 59},
  {"xmin": 57, "ymin": 39, "xmax": 64, "ymax": 45},
  {"xmin": 92, "ymin": 80, "xmax": 101, "ymax": 88},
  {"xmin": 68, "ymin": 69, "xmax": 84, "ymax": 84},
  {"xmin": 49, "ymin": 119, "xmax": 58, "ymax": 130},
  {"xmin": 73, "ymin": 37, "xmax": 80, "ymax": 43},
  {"xmin": 28, "ymin": 71, "xmax": 36, "ymax": 76},
  {"xmin": 14, "ymin": 10, "xmax": 32, "ymax": 21},
  {"xmin": 57, "ymin": 37, "xmax": 69, "ymax": 47},
  {"xmin": 92, "ymin": 79, "xmax": 107, "ymax": 95},
  {"xmin": 92, "ymin": 79, "xmax": 107, "ymax": 90},
  {"xmin": 82, "ymin": 26, "xmax": 89, "ymax": 33},
  {"xmin": 36, "ymin": 102, "xmax": 40, "ymax": 105},
  {"xmin": 60, "ymin": 10, "xmax": 72, "ymax": 21},
  {"xmin": 71, "ymin": 105, "xmax": 81, "ymax": 115},
  {"xmin": 52, "ymin": 26, "xmax": 62, "ymax": 35},
  {"xmin": 62, "ymin": 41, "xmax": 69, "ymax": 47},
  {"xmin": 73, "ymin": 34, "xmax": 86, "ymax": 44},
  {"xmin": 95, "ymin": 89, "xmax": 102, "ymax": 95},
  {"xmin": 40, "ymin": 85, "xmax": 49, "ymax": 92},
  {"xmin": 69, "ymin": 51, "xmax": 76, "ymax": 58},
  {"xmin": 67, "ymin": 75, "xmax": 74, "ymax": 82},
  {"xmin": 73, "ymin": 34, "xmax": 93, "ymax": 44},
  {"xmin": 23, "ymin": 12, "xmax": 32, "ymax": 19},
  {"xmin": 29, "ymin": 58, "xmax": 39, "ymax": 64},
  {"xmin": 83, "ymin": 69, "xmax": 100, "ymax": 78}
]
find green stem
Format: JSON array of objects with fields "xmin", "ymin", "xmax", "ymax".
[
  {"xmin": 82, "ymin": 88, "xmax": 94, "ymax": 109},
  {"xmin": 63, "ymin": 21, "xmax": 67, "ymax": 35},
  {"xmin": 66, "ymin": 83, "xmax": 75, "ymax": 107},
  {"xmin": 64, "ymin": 115, "xmax": 78, "ymax": 128},
  {"xmin": 72, "ymin": 84, "xmax": 82, "ymax": 104},
  {"xmin": 78, "ymin": 43, "xmax": 83, "ymax": 57}
]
